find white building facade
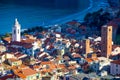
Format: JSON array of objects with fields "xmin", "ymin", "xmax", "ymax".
[{"xmin": 12, "ymin": 18, "xmax": 21, "ymax": 42}]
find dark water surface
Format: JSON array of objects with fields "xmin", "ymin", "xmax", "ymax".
[{"xmin": 0, "ymin": 0, "xmax": 89, "ymax": 34}]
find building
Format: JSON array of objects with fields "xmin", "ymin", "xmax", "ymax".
[
  {"xmin": 108, "ymin": 18, "xmax": 120, "ymax": 41},
  {"xmin": 0, "ymin": 44, "xmax": 6, "ymax": 53},
  {"xmin": 8, "ymin": 41, "xmax": 39, "ymax": 57},
  {"xmin": 101, "ymin": 25, "xmax": 112, "ymax": 58},
  {"xmin": 110, "ymin": 60, "xmax": 120, "ymax": 76},
  {"xmin": 12, "ymin": 18, "xmax": 21, "ymax": 42},
  {"xmin": 84, "ymin": 39, "xmax": 90, "ymax": 58},
  {"xmin": 112, "ymin": 45, "xmax": 120, "ymax": 56},
  {"xmin": 91, "ymin": 57, "xmax": 111, "ymax": 73},
  {"xmin": 8, "ymin": 58, "xmax": 22, "ymax": 66},
  {"xmin": 0, "ymin": 52, "xmax": 15, "ymax": 63},
  {"xmin": 12, "ymin": 65, "xmax": 39, "ymax": 80}
]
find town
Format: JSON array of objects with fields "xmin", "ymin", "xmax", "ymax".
[
  {"xmin": 0, "ymin": 0, "xmax": 120, "ymax": 80},
  {"xmin": 0, "ymin": 18, "xmax": 119, "ymax": 80}
]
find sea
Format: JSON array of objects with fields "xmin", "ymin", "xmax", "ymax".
[{"xmin": 0, "ymin": 0, "xmax": 89, "ymax": 34}]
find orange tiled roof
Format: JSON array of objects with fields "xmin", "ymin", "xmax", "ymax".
[
  {"xmin": 33, "ymin": 65, "xmax": 40, "ymax": 69},
  {"xmin": 3, "ymin": 37, "xmax": 11, "ymax": 42},
  {"xmin": 41, "ymin": 61, "xmax": 52, "ymax": 65},
  {"xmin": 85, "ymin": 58, "xmax": 99, "ymax": 63},
  {"xmin": 13, "ymin": 66, "xmax": 37, "ymax": 79},
  {"xmin": 68, "ymin": 65, "xmax": 76, "ymax": 70},
  {"xmin": 57, "ymin": 64, "xmax": 66, "ymax": 69},
  {"xmin": 41, "ymin": 69, "xmax": 52, "ymax": 73},
  {"xmin": 50, "ymin": 64, "xmax": 57, "ymax": 69},
  {"xmin": 85, "ymin": 58, "xmax": 93, "ymax": 63},
  {"xmin": 92, "ymin": 58, "xmax": 99, "ymax": 61}
]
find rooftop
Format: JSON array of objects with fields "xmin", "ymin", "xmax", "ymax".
[{"xmin": 111, "ymin": 60, "xmax": 120, "ymax": 65}]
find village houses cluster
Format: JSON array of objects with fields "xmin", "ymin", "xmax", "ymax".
[{"xmin": 0, "ymin": 18, "xmax": 120, "ymax": 80}]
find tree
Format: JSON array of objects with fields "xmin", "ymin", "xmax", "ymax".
[
  {"xmin": 4, "ymin": 33, "xmax": 11, "ymax": 37},
  {"xmin": 84, "ymin": 12, "xmax": 92, "ymax": 23},
  {"xmin": 116, "ymin": 10, "xmax": 120, "ymax": 18},
  {"xmin": 84, "ymin": 8, "xmax": 111, "ymax": 31},
  {"xmin": 31, "ymin": 27, "xmax": 35, "ymax": 32}
]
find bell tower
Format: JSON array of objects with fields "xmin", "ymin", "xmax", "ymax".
[
  {"xmin": 101, "ymin": 25, "xmax": 112, "ymax": 58},
  {"xmin": 84, "ymin": 39, "xmax": 90, "ymax": 58},
  {"xmin": 12, "ymin": 18, "xmax": 21, "ymax": 42}
]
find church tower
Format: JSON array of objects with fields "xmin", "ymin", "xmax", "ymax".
[
  {"xmin": 12, "ymin": 18, "xmax": 21, "ymax": 42},
  {"xmin": 84, "ymin": 39, "xmax": 90, "ymax": 58},
  {"xmin": 101, "ymin": 25, "xmax": 112, "ymax": 58}
]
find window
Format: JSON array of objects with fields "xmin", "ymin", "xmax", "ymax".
[
  {"xmin": 116, "ymin": 64, "xmax": 118, "ymax": 67},
  {"xmin": 103, "ymin": 50, "xmax": 105, "ymax": 53},
  {"xmin": 18, "ymin": 29, "xmax": 19, "ymax": 34},
  {"xmin": 14, "ymin": 30, "xmax": 16, "ymax": 34},
  {"xmin": 109, "ymin": 46, "xmax": 111, "ymax": 48},
  {"xmin": 109, "ymin": 29, "xmax": 111, "ymax": 31},
  {"xmin": 116, "ymin": 50, "xmax": 118, "ymax": 52},
  {"xmin": 116, "ymin": 69, "xmax": 118, "ymax": 72},
  {"xmin": 94, "ymin": 65, "xmax": 96, "ymax": 68}
]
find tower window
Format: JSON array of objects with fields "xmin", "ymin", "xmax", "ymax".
[
  {"xmin": 109, "ymin": 29, "xmax": 111, "ymax": 31},
  {"xmin": 18, "ymin": 29, "xmax": 19, "ymax": 34},
  {"xmin": 109, "ymin": 46, "xmax": 111, "ymax": 48}
]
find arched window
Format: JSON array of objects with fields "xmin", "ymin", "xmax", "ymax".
[
  {"xmin": 14, "ymin": 30, "xmax": 16, "ymax": 34},
  {"xmin": 18, "ymin": 29, "xmax": 19, "ymax": 34},
  {"xmin": 109, "ymin": 29, "xmax": 111, "ymax": 31}
]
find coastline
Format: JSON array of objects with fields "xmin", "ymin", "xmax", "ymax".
[
  {"xmin": 0, "ymin": 0, "xmax": 109, "ymax": 35},
  {"xmin": 43, "ymin": 0, "xmax": 92, "ymax": 27},
  {"xmin": 0, "ymin": 0, "xmax": 90, "ymax": 34},
  {"xmin": 44, "ymin": 0, "xmax": 109, "ymax": 27},
  {"xmin": 21, "ymin": 0, "xmax": 90, "ymax": 31},
  {"xmin": 21, "ymin": 0, "xmax": 109, "ymax": 33}
]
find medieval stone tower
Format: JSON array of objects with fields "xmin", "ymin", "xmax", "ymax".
[
  {"xmin": 84, "ymin": 39, "xmax": 90, "ymax": 58},
  {"xmin": 101, "ymin": 25, "xmax": 112, "ymax": 58},
  {"xmin": 12, "ymin": 18, "xmax": 21, "ymax": 42}
]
